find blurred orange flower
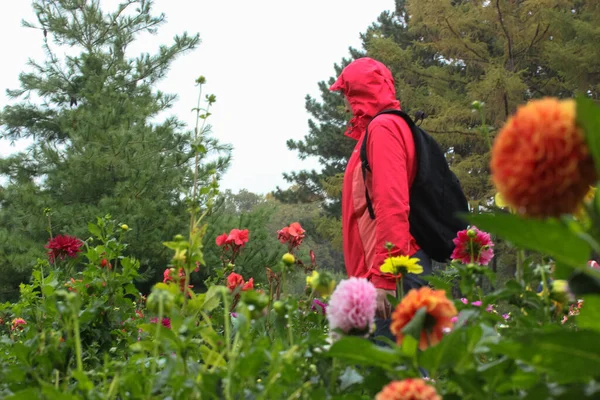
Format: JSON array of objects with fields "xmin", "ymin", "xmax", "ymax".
[
  {"xmin": 491, "ymin": 98, "xmax": 596, "ymax": 218},
  {"xmin": 390, "ymin": 287, "xmax": 457, "ymax": 350},
  {"xmin": 376, "ymin": 379, "xmax": 441, "ymax": 400}
]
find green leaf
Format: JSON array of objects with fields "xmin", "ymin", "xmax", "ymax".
[
  {"xmin": 125, "ymin": 283, "xmax": 139, "ymax": 296},
  {"xmin": 199, "ymin": 344, "xmax": 226, "ymax": 367},
  {"xmin": 577, "ymin": 295, "xmax": 600, "ymax": 331},
  {"xmin": 87, "ymin": 222, "xmax": 102, "ymax": 239},
  {"xmin": 576, "ymin": 96, "xmax": 600, "ymax": 174},
  {"xmin": 400, "ymin": 306, "xmax": 426, "ymax": 341},
  {"xmin": 202, "ymin": 285, "xmax": 222, "ymax": 312},
  {"xmin": 491, "ymin": 329, "xmax": 600, "ymax": 382},
  {"xmin": 466, "ymin": 213, "xmax": 591, "ymax": 267},
  {"xmin": 422, "ymin": 275, "xmax": 451, "ymax": 292},
  {"xmin": 72, "ymin": 370, "xmax": 94, "ymax": 391},
  {"xmin": 401, "ymin": 334, "xmax": 418, "ymax": 359},
  {"xmin": 419, "ymin": 324, "xmax": 482, "ymax": 373},
  {"xmin": 326, "ymin": 336, "xmax": 399, "ymax": 368}
]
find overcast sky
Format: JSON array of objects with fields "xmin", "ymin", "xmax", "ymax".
[{"xmin": 0, "ymin": 0, "xmax": 393, "ymax": 195}]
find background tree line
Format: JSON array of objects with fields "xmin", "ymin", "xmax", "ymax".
[{"xmin": 1, "ymin": 0, "xmax": 598, "ymax": 300}]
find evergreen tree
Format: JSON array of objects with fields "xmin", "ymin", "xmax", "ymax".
[{"xmin": 0, "ymin": 0, "xmax": 230, "ymax": 300}]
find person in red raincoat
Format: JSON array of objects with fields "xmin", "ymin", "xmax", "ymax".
[{"xmin": 330, "ymin": 57, "xmax": 432, "ymax": 340}]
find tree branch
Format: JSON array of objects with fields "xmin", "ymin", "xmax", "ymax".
[
  {"xmin": 443, "ymin": 18, "xmax": 488, "ymax": 62},
  {"xmin": 495, "ymin": 0, "xmax": 514, "ymax": 71}
]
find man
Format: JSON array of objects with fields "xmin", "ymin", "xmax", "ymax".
[{"xmin": 330, "ymin": 57, "xmax": 432, "ymax": 339}]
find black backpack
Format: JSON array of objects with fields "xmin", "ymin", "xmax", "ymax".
[{"xmin": 360, "ymin": 109, "xmax": 469, "ymax": 263}]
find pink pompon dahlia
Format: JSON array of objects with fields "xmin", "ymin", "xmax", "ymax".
[
  {"xmin": 45, "ymin": 234, "xmax": 83, "ymax": 262},
  {"xmin": 451, "ymin": 226, "xmax": 494, "ymax": 265},
  {"xmin": 326, "ymin": 277, "xmax": 377, "ymax": 335}
]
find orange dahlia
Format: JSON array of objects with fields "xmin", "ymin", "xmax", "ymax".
[
  {"xmin": 376, "ymin": 379, "xmax": 441, "ymax": 400},
  {"xmin": 390, "ymin": 287, "xmax": 457, "ymax": 350},
  {"xmin": 491, "ymin": 98, "xmax": 596, "ymax": 218}
]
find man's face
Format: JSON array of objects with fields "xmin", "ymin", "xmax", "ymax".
[{"xmin": 343, "ymin": 95, "xmax": 352, "ymax": 115}]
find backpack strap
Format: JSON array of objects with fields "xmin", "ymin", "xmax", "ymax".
[{"xmin": 359, "ymin": 109, "xmax": 420, "ymax": 220}]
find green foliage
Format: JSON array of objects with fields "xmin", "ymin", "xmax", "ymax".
[{"xmin": 0, "ymin": 0, "xmax": 231, "ymax": 299}]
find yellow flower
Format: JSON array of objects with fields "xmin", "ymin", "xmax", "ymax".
[
  {"xmin": 380, "ymin": 256, "xmax": 423, "ymax": 276},
  {"xmin": 306, "ymin": 270, "xmax": 336, "ymax": 298},
  {"xmin": 306, "ymin": 270, "xmax": 318, "ymax": 286},
  {"xmin": 495, "ymin": 192, "xmax": 517, "ymax": 213},
  {"xmin": 173, "ymin": 248, "xmax": 187, "ymax": 262},
  {"xmin": 551, "ymin": 280, "xmax": 569, "ymax": 294}
]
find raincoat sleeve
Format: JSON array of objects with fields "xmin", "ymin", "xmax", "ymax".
[{"xmin": 366, "ymin": 119, "xmax": 416, "ymax": 290}]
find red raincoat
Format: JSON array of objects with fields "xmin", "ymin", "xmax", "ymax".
[{"xmin": 330, "ymin": 57, "xmax": 419, "ymax": 291}]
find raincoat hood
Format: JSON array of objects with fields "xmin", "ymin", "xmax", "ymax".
[{"xmin": 330, "ymin": 57, "xmax": 400, "ymax": 140}]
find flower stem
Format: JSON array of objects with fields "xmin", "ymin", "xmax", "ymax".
[
  {"xmin": 540, "ymin": 267, "xmax": 551, "ymax": 321},
  {"xmin": 399, "ymin": 276, "xmax": 404, "ymax": 299},
  {"xmin": 148, "ymin": 298, "xmax": 164, "ymax": 399},
  {"xmin": 470, "ymin": 238, "xmax": 475, "ymax": 264},
  {"xmin": 329, "ymin": 359, "xmax": 337, "ymax": 395},
  {"xmin": 478, "ymin": 108, "xmax": 492, "ymax": 150},
  {"xmin": 223, "ymin": 291, "xmax": 231, "ymax": 355},
  {"xmin": 73, "ymin": 313, "xmax": 83, "ymax": 374},
  {"xmin": 190, "ymin": 83, "xmax": 203, "ymax": 231},
  {"xmin": 183, "ymin": 269, "xmax": 191, "ymax": 310},
  {"xmin": 516, "ymin": 250, "xmax": 525, "ymax": 284},
  {"xmin": 287, "ymin": 320, "xmax": 294, "ymax": 346}
]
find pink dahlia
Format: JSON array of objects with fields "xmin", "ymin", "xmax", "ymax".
[
  {"xmin": 312, "ymin": 298, "xmax": 327, "ymax": 316},
  {"xmin": 45, "ymin": 234, "xmax": 82, "ymax": 262},
  {"xmin": 451, "ymin": 226, "xmax": 494, "ymax": 265},
  {"xmin": 326, "ymin": 277, "xmax": 376, "ymax": 335}
]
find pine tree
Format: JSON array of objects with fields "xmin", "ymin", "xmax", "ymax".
[{"xmin": 0, "ymin": 0, "xmax": 230, "ymax": 299}]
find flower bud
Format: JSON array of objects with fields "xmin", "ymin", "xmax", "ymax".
[
  {"xmin": 147, "ymin": 287, "xmax": 175, "ymax": 314},
  {"xmin": 121, "ymin": 224, "xmax": 129, "ymax": 231},
  {"xmin": 273, "ymin": 300, "xmax": 285, "ymax": 314},
  {"xmin": 282, "ymin": 253, "xmax": 295, "ymax": 266}
]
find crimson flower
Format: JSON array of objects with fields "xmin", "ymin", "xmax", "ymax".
[
  {"xmin": 150, "ymin": 317, "xmax": 171, "ymax": 329},
  {"xmin": 216, "ymin": 233, "xmax": 229, "ymax": 247},
  {"xmin": 227, "ymin": 229, "xmax": 249, "ymax": 246},
  {"xmin": 226, "ymin": 272, "xmax": 253, "ymax": 292},
  {"xmin": 277, "ymin": 222, "xmax": 305, "ymax": 249},
  {"xmin": 163, "ymin": 267, "xmax": 193, "ymax": 294},
  {"xmin": 242, "ymin": 277, "xmax": 254, "ymax": 291},
  {"xmin": 45, "ymin": 234, "xmax": 82, "ymax": 262},
  {"xmin": 451, "ymin": 226, "xmax": 494, "ymax": 265},
  {"xmin": 216, "ymin": 228, "xmax": 250, "ymax": 248}
]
